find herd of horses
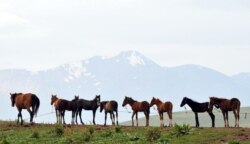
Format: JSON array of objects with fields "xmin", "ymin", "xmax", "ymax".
[{"xmin": 10, "ymin": 93, "xmax": 241, "ymax": 128}]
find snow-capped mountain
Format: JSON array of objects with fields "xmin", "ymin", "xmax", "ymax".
[{"xmin": 0, "ymin": 51, "xmax": 249, "ymax": 124}]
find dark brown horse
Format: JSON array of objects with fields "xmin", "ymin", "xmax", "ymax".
[
  {"xmin": 10, "ymin": 93, "xmax": 40, "ymax": 125},
  {"xmin": 209, "ymin": 97, "xmax": 241, "ymax": 127},
  {"xmin": 150, "ymin": 97, "xmax": 173, "ymax": 127},
  {"xmin": 50, "ymin": 95, "xmax": 79, "ymax": 124},
  {"xmin": 100, "ymin": 100, "xmax": 118, "ymax": 126},
  {"xmin": 75, "ymin": 95, "xmax": 101, "ymax": 125},
  {"xmin": 122, "ymin": 96, "xmax": 150, "ymax": 127}
]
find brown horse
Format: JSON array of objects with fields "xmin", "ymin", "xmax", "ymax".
[
  {"xmin": 122, "ymin": 96, "xmax": 150, "ymax": 127},
  {"xmin": 150, "ymin": 97, "xmax": 173, "ymax": 127},
  {"xmin": 50, "ymin": 95, "xmax": 79, "ymax": 124},
  {"xmin": 209, "ymin": 97, "xmax": 241, "ymax": 127},
  {"xmin": 100, "ymin": 100, "xmax": 118, "ymax": 126},
  {"xmin": 10, "ymin": 93, "xmax": 40, "ymax": 125}
]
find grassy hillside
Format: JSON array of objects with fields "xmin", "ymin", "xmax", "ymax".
[
  {"xmin": 0, "ymin": 121, "xmax": 250, "ymax": 144},
  {"xmin": 121, "ymin": 107, "xmax": 250, "ymax": 127}
]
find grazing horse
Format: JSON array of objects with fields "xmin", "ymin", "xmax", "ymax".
[
  {"xmin": 122, "ymin": 96, "xmax": 150, "ymax": 127},
  {"xmin": 10, "ymin": 93, "xmax": 40, "ymax": 125},
  {"xmin": 180, "ymin": 97, "xmax": 215, "ymax": 127},
  {"xmin": 100, "ymin": 100, "xmax": 118, "ymax": 126},
  {"xmin": 75, "ymin": 95, "xmax": 100, "ymax": 125},
  {"xmin": 150, "ymin": 97, "xmax": 173, "ymax": 127},
  {"xmin": 209, "ymin": 97, "xmax": 241, "ymax": 127},
  {"xmin": 50, "ymin": 95, "xmax": 79, "ymax": 124}
]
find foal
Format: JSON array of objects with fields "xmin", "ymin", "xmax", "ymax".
[
  {"xmin": 100, "ymin": 100, "xmax": 118, "ymax": 126},
  {"xmin": 150, "ymin": 97, "xmax": 173, "ymax": 127},
  {"xmin": 122, "ymin": 96, "xmax": 150, "ymax": 127}
]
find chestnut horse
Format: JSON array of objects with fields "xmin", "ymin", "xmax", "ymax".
[
  {"xmin": 10, "ymin": 93, "xmax": 40, "ymax": 125},
  {"xmin": 122, "ymin": 96, "xmax": 150, "ymax": 127},
  {"xmin": 100, "ymin": 100, "xmax": 118, "ymax": 126},
  {"xmin": 50, "ymin": 95, "xmax": 79, "ymax": 124},
  {"xmin": 150, "ymin": 97, "xmax": 173, "ymax": 127},
  {"xmin": 209, "ymin": 97, "xmax": 241, "ymax": 127}
]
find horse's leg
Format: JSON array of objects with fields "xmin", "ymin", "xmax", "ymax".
[
  {"xmin": 71, "ymin": 111, "xmax": 75, "ymax": 125},
  {"xmin": 79, "ymin": 109, "xmax": 84, "ymax": 125},
  {"xmin": 222, "ymin": 111, "xmax": 226, "ymax": 127},
  {"xmin": 62, "ymin": 110, "xmax": 66, "ymax": 125},
  {"xmin": 208, "ymin": 112, "xmax": 215, "ymax": 127},
  {"xmin": 19, "ymin": 109, "xmax": 23, "ymax": 125},
  {"xmin": 169, "ymin": 111, "xmax": 173, "ymax": 127},
  {"xmin": 75, "ymin": 109, "xmax": 79, "ymax": 125},
  {"xmin": 112, "ymin": 112, "xmax": 115, "ymax": 125},
  {"xmin": 226, "ymin": 111, "xmax": 229, "ymax": 127},
  {"xmin": 104, "ymin": 111, "xmax": 107, "ymax": 126},
  {"xmin": 17, "ymin": 108, "xmax": 22, "ymax": 124},
  {"xmin": 195, "ymin": 112, "xmax": 199, "ymax": 127},
  {"xmin": 116, "ymin": 110, "xmax": 119, "ymax": 125},
  {"xmin": 92, "ymin": 110, "xmax": 96, "ymax": 125},
  {"xmin": 110, "ymin": 112, "xmax": 113, "ymax": 125},
  {"xmin": 136, "ymin": 112, "xmax": 138, "ymax": 127},
  {"xmin": 27, "ymin": 107, "xmax": 33, "ymax": 123},
  {"xmin": 233, "ymin": 110, "xmax": 237, "ymax": 127},
  {"xmin": 159, "ymin": 112, "xmax": 163, "ymax": 127},
  {"xmin": 167, "ymin": 111, "xmax": 171, "ymax": 127},
  {"xmin": 131, "ymin": 111, "xmax": 135, "ymax": 126}
]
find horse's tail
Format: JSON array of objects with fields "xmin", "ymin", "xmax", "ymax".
[
  {"xmin": 236, "ymin": 99, "xmax": 241, "ymax": 119},
  {"xmin": 32, "ymin": 94, "xmax": 40, "ymax": 116}
]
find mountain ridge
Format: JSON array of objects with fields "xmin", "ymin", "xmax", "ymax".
[{"xmin": 0, "ymin": 51, "xmax": 249, "ymax": 124}]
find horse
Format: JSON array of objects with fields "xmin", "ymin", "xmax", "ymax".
[
  {"xmin": 100, "ymin": 100, "xmax": 118, "ymax": 126},
  {"xmin": 150, "ymin": 97, "xmax": 173, "ymax": 127},
  {"xmin": 209, "ymin": 97, "xmax": 241, "ymax": 128},
  {"xmin": 180, "ymin": 97, "xmax": 215, "ymax": 127},
  {"xmin": 75, "ymin": 95, "xmax": 100, "ymax": 125},
  {"xmin": 10, "ymin": 93, "xmax": 40, "ymax": 125},
  {"xmin": 122, "ymin": 96, "xmax": 150, "ymax": 127},
  {"xmin": 50, "ymin": 95, "xmax": 79, "ymax": 124}
]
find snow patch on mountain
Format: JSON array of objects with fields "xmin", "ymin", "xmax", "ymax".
[{"xmin": 127, "ymin": 51, "xmax": 145, "ymax": 66}]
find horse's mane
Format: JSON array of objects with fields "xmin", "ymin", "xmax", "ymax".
[{"xmin": 186, "ymin": 97, "xmax": 201, "ymax": 104}]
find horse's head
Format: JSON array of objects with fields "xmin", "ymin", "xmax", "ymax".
[
  {"xmin": 180, "ymin": 97, "xmax": 188, "ymax": 107},
  {"xmin": 100, "ymin": 101, "xmax": 106, "ymax": 112},
  {"xmin": 208, "ymin": 97, "xmax": 217, "ymax": 111},
  {"xmin": 10, "ymin": 93, "xmax": 17, "ymax": 107},
  {"xmin": 122, "ymin": 96, "xmax": 132, "ymax": 107},
  {"xmin": 150, "ymin": 97, "xmax": 157, "ymax": 107},
  {"xmin": 95, "ymin": 95, "xmax": 101, "ymax": 106},
  {"xmin": 51, "ymin": 94, "xmax": 58, "ymax": 105}
]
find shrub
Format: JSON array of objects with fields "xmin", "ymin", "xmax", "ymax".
[
  {"xmin": 29, "ymin": 131, "xmax": 39, "ymax": 139},
  {"xmin": 0, "ymin": 138, "xmax": 10, "ymax": 144},
  {"xmin": 171, "ymin": 123, "xmax": 192, "ymax": 137},
  {"xmin": 54, "ymin": 124, "xmax": 64, "ymax": 137},
  {"xmin": 87, "ymin": 126, "xmax": 94, "ymax": 135},
  {"xmin": 229, "ymin": 141, "xmax": 240, "ymax": 144},
  {"xmin": 146, "ymin": 128, "xmax": 162, "ymax": 141},
  {"xmin": 114, "ymin": 126, "xmax": 122, "ymax": 133}
]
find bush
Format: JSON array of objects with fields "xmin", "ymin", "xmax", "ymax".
[
  {"xmin": 171, "ymin": 123, "xmax": 192, "ymax": 137},
  {"xmin": 29, "ymin": 131, "xmax": 39, "ymax": 139},
  {"xmin": 54, "ymin": 125, "xmax": 64, "ymax": 137},
  {"xmin": 114, "ymin": 126, "xmax": 122, "ymax": 133},
  {"xmin": 229, "ymin": 141, "xmax": 240, "ymax": 144},
  {"xmin": 87, "ymin": 126, "xmax": 94, "ymax": 135},
  {"xmin": 0, "ymin": 138, "xmax": 10, "ymax": 144},
  {"xmin": 146, "ymin": 128, "xmax": 162, "ymax": 141}
]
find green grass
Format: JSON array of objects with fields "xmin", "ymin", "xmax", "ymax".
[{"xmin": 0, "ymin": 121, "xmax": 249, "ymax": 144}]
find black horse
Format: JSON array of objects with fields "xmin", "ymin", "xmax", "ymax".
[
  {"xmin": 180, "ymin": 97, "xmax": 215, "ymax": 127},
  {"xmin": 75, "ymin": 95, "xmax": 100, "ymax": 125}
]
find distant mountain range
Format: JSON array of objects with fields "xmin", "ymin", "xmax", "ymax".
[{"xmin": 0, "ymin": 51, "xmax": 249, "ymax": 124}]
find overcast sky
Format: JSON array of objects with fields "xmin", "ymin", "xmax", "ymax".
[{"xmin": 0, "ymin": 0, "xmax": 250, "ymax": 75}]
